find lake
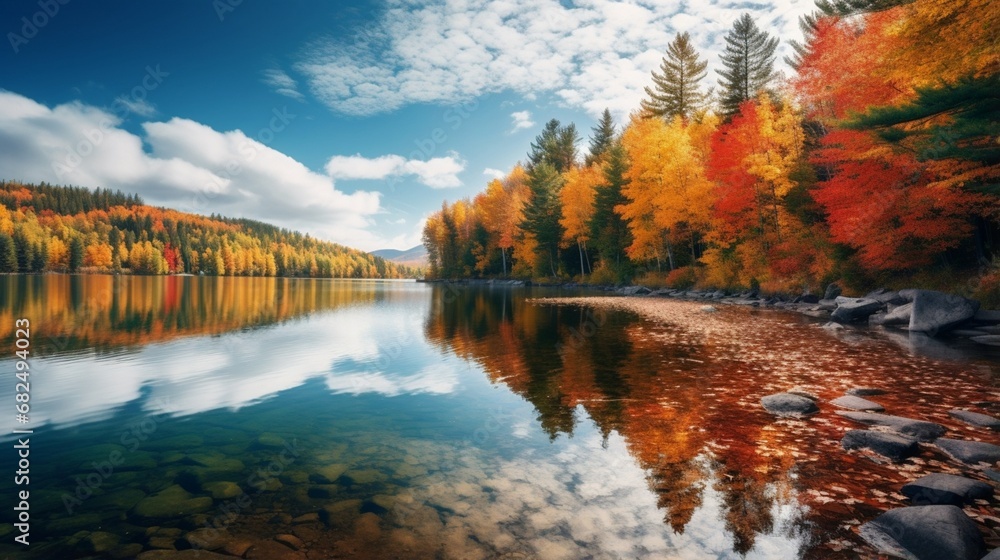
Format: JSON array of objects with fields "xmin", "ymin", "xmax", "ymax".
[{"xmin": 0, "ymin": 275, "xmax": 997, "ymax": 559}]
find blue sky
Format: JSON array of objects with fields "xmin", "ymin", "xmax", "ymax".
[{"xmin": 0, "ymin": 0, "xmax": 814, "ymax": 251}]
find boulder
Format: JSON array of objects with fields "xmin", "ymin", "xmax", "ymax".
[
  {"xmin": 858, "ymin": 505, "xmax": 985, "ymax": 560},
  {"xmin": 983, "ymin": 549, "xmax": 1000, "ymax": 560},
  {"xmin": 901, "ymin": 473, "xmax": 993, "ymax": 506},
  {"xmin": 974, "ymin": 309, "xmax": 1000, "ymax": 323},
  {"xmin": 866, "ymin": 289, "xmax": 907, "ymax": 305},
  {"xmin": 831, "ymin": 395, "xmax": 885, "ymax": 412},
  {"xmin": 971, "ymin": 335, "xmax": 1000, "ymax": 347},
  {"xmin": 130, "ymin": 485, "xmax": 213, "ymax": 520},
  {"xmin": 837, "ymin": 411, "xmax": 946, "ymax": 441},
  {"xmin": 842, "ymin": 430, "xmax": 919, "ymax": 462},
  {"xmin": 935, "ymin": 438, "xmax": 1000, "ymax": 465},
  {"xmin": 948, "ymin": 409, "xmax": 1000, "ymax": 430},
  {"xmin": 847, "ymin": 387, "xmax": 887, "ymax": 397},
  {"xmin": 761, "ymin": 393, "xmax": 819, "ymax": 417},
  {"xmin": 824, "ymin": 283, "xmax": 842, "ymax": 300},
  {"xmin": 908, "ymin": 290, "xmax": 979, "ymax": 335},
  {"xmin": 831, "ymin": 298, "xmax": 883, "ymax": 323},
  {"xmin": 794, "ymin": 293, "xmax": 820, "ymax": 304},
  {"xmin": 879, "ymin": 302, "xmax": 914, "ymax": 326}
]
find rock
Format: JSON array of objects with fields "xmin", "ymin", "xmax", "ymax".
[
  {"xmin": 908, "ymin": 290, "xmax": 979, "ymax": 335},
  {"xmin": 203, "ymin": 481, "xmax": 242, "ymax": 500},
  {"xmin": 831, "ymin": 298, "xmax": 883, "ymax": 323},
  {"xmin": 948, "ymin": 409, "xmax": 1000, "ymax": 430},
  {"xmin": 974, "ymin": 309, "xmax": 1000, "ymax": 323},
  {"xmin": 866, "ymin": 289, "xmax": 907, "ymax": 305},
  {"xmin": 312, "ymin": 463, "xmax": 349, "ymax": 483},
  {"xmin": 982, "ymin": 549, "xmax": 1000, "ymax": 560},
  {"xmin": 847, "ymin": 387, "xmax": 887, "ymax": 397},
  {"xmin": 971, "ymin": 335, "xmax": 1000, "ymax": 347},
  {"xmin": 901, "ymin": 473, "xmax": 993, "ymax": 506},
  {"xmin": 136, "ymin": 551, "xmax": 234, "ymax": 560},
  {"xmin": 111, "ymin": 543, "xmax": 144, "ymax": 559},
  {"xmin": 831, "ymin": 395, "xmax": 885, "ymax": 412},
  {"xmin": 244, "ymin": 540, "xmax": 305, "ymax": 560},
  {"xmin": 842, "ymin": 430, "xmax": 919, "ymax": 462},
  {"xmin": 131, "ymin": 485, "xmax": 213, "ymax": 520},
  {"xmin": 275, "ymin": 534, "xmax": 304, "ymax": 550},
  {"xmin": 794, "ymin": 294, "xmax": 820, "ymax": 304},
  {"xmin": 952, "ymin": 329, "xmax": 992, "ymax": 337},
  {"xmin": 935, "ymin": 438, "xmax": 1000, "ymax": 465},
  {"xmin": 182, "ymin": 528, "xmax": 229, "ymax": 550},
  {"xmin": 79, "ymin": 531, "xmax": 121, "ymax": 553},
  {"xmin": 859, "ymin": 505, "xmax": 985, "ymax": 560},
  {"xmin": 837, "ymin": 411, "xmax": 946, "ymax": 442},
  {"xmin": 760, "ymin": 393, "xmax": 819, "ymax": 417},
  {"xmin": 292, "ymin": 513, "xmax": 319, "ymax": 524},
  {"xmin": 319, "ymin": 499, "xmax": 363, "ymax": 528},
  {"xmin": 824, "ymin": 283, "xmax": 842, "ymax": 300},
  {"xmin": 307, "ymin": 484, "xmax": 340, "ymax": 499},
  {"xmin": 821, "ymin": 321, "xmax": 844, "ymax": 331},
  {"xmin": 878, "ymin": 302, "xmax": 914, "ymax": 326},
  {"xmin": 699, "ymin": 305, "xmax": 717, "ymax": 313}
]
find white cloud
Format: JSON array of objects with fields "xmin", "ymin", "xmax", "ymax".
[
  {"xmin": 483, "ymin": 167, "xmax": 505, "ymax": 180},
  {"xmin": 262, "ymin": 67, "xmax": 305, "ymax": 101},
  {"xmin": 509, "ymin": 110, "xmax": 534, "ymax": 133},
  {"xmin": 325, "ymin": 152, "xmax": 465, "ymax": 189},
  {"xmin": 294, "ymin": 0, "xmax": 815, "ymax": 119},
  {"xmin": 113, "ymin": 95, "xmax": 157, "ymax": 117},
  {"xmin": 0, "ymin": 90, "xmax": 396, "ymax": 250}
]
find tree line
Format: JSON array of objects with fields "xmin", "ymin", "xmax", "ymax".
[
  {"xmin": 423, "ymin": 0, "xmax": 998, "ymax": 295},
  {"xmin": 0, "ymin": 181, "xmax": 413, "ymax": 278}
]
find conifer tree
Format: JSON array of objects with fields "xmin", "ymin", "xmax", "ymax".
[
  {"xmin": 640, "ymin": 32, "xmax": 709, "ymax": 121},
  {"xmin": 717, "ymin": 14, "xmax": 779, "ymax": 117},
  {"xmin": 586, "ymin": 109, "xmax": 616, "ymax": 166}
]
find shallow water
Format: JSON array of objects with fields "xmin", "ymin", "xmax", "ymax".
[{"xmin": 0, "ymin": 276, "xmax": 997, "ymax": 559}]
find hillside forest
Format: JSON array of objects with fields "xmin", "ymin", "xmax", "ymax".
[{"xmin": 421, "ymin": 0, "xmax": 999, "ymax": 299}]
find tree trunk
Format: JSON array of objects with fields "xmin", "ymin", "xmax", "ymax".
[
  {"xmin": 577, "ymin": 240, "xmax": 585, "ymax": 278},
  {"xmin": 665, "ymin": 235, "xmax": 675, "ymax": 271},
  {"xmin": 500, "ymin": 247, "xmax": 507, "ymax": 277}
]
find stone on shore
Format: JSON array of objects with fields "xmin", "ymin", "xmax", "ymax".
[
  {"xmin": 935, "ymin": 438, "xmax": 1000, "ymax": 465},
  {"xmin": 760, "ymin": 393, "xmax": 819, "ymax": 417},
  {"xmin": 858, "ymin": 505, "xmax": 985, "ymax": 560},
  {"xmin": 974, "ymin": 309, "xmax": 1000, "ymax": 323},
  {"xmin": 842, "ymin": 430, "xmax": 919, "ymax": 462},
  {"xmin": 837, "ymin": 411, "xmax": 946, "ymax": 442},
  {"xmin": 875, "ymin": 302, "xmax": 913, "ymax": 326},
  {"xmin": 901, "ymin": 473, "xmax": 993, "ymax": 506},
  {"xmin": 847, "ymin": 387, "xmax": 887, "ymax": 397},
  {"xmin": 831, "ymin": 395, "xmax": 885, "ymax": 412},
  {"xmin": 831, "ymin": 298, "xmax": 883, "ymax": 323},
  {"xmin": 948, "ymin": 409, "xmax": 1000, "ymax": 430},
  {"xmin": 907, "ymin": 290, "xmax": 979, "ymax": 335},
  {"xmin": 971, "ymin": 335, "xmax": 1000, "ymax": 347},
  {"xmin": 824, "ymin": 283, "xmax": 842, "ymax": 300}
]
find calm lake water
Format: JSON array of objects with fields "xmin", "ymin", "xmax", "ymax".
[{"xmin": 0, "ymin": 275, "xmax": 998, "ymax": 559}]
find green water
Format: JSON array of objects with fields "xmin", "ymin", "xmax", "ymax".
[{"xmin": 0, "ymin": 275, "xmax": 996, "ymax": 559}]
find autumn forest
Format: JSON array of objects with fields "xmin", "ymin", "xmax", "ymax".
[{"xmin": 422, "ymin": 0, "xmax": 999, "ymax": 298}]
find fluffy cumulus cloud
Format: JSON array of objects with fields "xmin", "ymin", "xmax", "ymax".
[
  {"xmin": 509, "ymin": 110, "xmax": 535, "ymax": 133},
  {"xmin": 483, "ymin": 167, "xmax": 505, "ymax": 180},
  {"xmin": 0, "ymin": 90, "xmax": 394, "ymax": 249},
  {"xmin": 325, "ymin": 152, "xmax": 465, "ymax": 189},
  {"xmin": 295, "ymin": 0, "xmax": 814, "ymax": 119}
]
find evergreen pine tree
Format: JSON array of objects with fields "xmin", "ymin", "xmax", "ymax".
[
  {"xmin": 640, "ymin": 32, "xmax": 709, "ymax": 121},
  {"xmin": 717, "ymin": 13, "xmax": 779, "ymax": 117},
  {"xmin": 0, "ymin": 233, "xmax": 17, "ymax": 273},
  {"xmin": 589, "ymin": 143, "xmax": 633, "ymax": 279},
  {"xmin": 69, "ymin": 237, "xmax": 85, "ymax": 272},
  {"xmin": 585, "ymin": 109, "xmax": 616, "ymax": 166}
]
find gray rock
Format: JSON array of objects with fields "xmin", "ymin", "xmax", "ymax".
[
  {"xmin": 935, "ymin": 438, "xmax": 1000, "ymax": 465},
  {"xmin": 847, "ymin": 387, "xmax": 887, "ymax": 397},
  {"xmin": 859, "ymin": 505, "xmax": 985, "ymax": 560},
  {"xmin": 971, "ymin": 335, "xmax": 1000, "ymax": 347},
  {"xmin": 974, "ymin": 309, "xmax": 1000, "ymax": 323},
  {"xmin": 130, "ymin": 485, "xmax": 213, "ymax": 520},
  {"xmin": 760, "ymin": 393, "xmax": 819, "ymax": 417},
  {"xmin": 908, "ymin": 290, "xmax": 979, "ymax": 335},
  {"xmin": 842, "ymin": 430, "xmax": 919, "ymax": 462},
  {"xmin": 948, "ymin": 409, "xmax": 1000, "ymax": 430},
  {"xmin": 699, "ymin": 305, "xmax": 718, "ymax": 313},
  {"xmin": 831, "ymin": 395, "xmax": 885, "ymax": 412},
  {"xmin": 901, "ymin": 473, "xmax": 993, "ymax": 506},
  {"xmin": 794, "ymin": 293, "xmax": 820, "ymax": 304},
  {"xmin": 952, "ymin": 329, "xmax": 992, "ymax": 337},
  {"xmin": 837, "ymin": 411, "xmax": 946, "ymax": 442},
  {"xmin": 824, "ymin": 283, "xmax": 842, "ymax": 300},
  {"xmin": 982, "ymin": 548, "xmax": 1000, "ymax": 560},
  {"xmin": 831, "ymin": 298, "xmax": 883, "ymax": 323},
  {"xmin": 879, "ymin": 302, "xmax": 914, "ymax": 326},
  {"xmin": 866, "ymin": 289, "xmax": 907, "ymax": 305}
]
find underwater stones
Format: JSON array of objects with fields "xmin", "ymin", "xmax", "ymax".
[
  {"xmin": 292, "ymin": 512, "xmax": 320, "ymax": 524},
  {"xmin": 846, "ymin": 387, "xmax": 887, "ymax": 397},
  {"xmin": 842, "ymin": 430, "xmax": 919, "ymax": 462},
  {"xmin": 181, "ymin": 528, "xmax": 228, "ymax": 550},
  {"xmin": 274, "ymin": 533, "xmax": 305, "ymax": 550},
  {"xmin": 859, "ymin": 505, "xmax": 985, "ymax": 560},
  {"xmin": 354, "ymin": 512, "xmax": 383, "ymax": 543},
  {"xmin": 136, "ymin": 550, "xmax": 234, "ymax": 560},
  {"xmin": 144, "ymin": 435, "xmax": 204, "ymax": 452},
  {"xmin": 221, "ymin": 537, "xmax": 255, "ymax": 557},
  {"xmin": 131, "ymin": 485, "xmax": 213, "ymax": 520},
  {"xmin": 311, "ymin": 463, "xmax": 349, "ymax": 483},
  {"xmin": 760, "ymin": 393, "xmax": 819, "ymax": 417},
  {"xmin": 256, "ymin": 433, "xmax": 291, "ymax": 448},
  {"xmin": 307, "ymin": 484, "xmax": 340, "ymax": 499},
  {"xmin": 831, "ymin": 395, "xmax": 885, "ymax": 412},
  {"xmin": 836, "ymin": 411, "xmax": 946, "ymax": 442},
  {"xmin": 948, "ymin": 409, "xmax": 1000, "ymax": 430},
  {"xmin": 319, "ymin": 499, "xmax": 363, "ymax": 528},
  {"xmin": 90, "ymin": 488, "xmax": 147, "ymax": 511},
  {"xmin": 901, "ymin": 473, "xmax": 993, "ymax": 506},
  {"xmin": 46, "ymin": 513, "xmax": 106, "ymax": 535},
  {"xmin": 343, "ymin": 468, "xmax": 388, "ymax": 484},
  {"xmin": 79, "ymin": 531, "xmax": 121, "ymax": 553},
  {"xmin": 203, "ymin": 481, "xmax": 242, "ymax": 500},
  {"xmin": 934, "ymin": 438, "xmax": 1000, "ymax": 465},
  {"xmin": 110, "ymin": 543, "xmax": 144, "ymax": 559},
  {"xmin": 282, "ymin": 470, "xmax": 310, "ymax": 484},
  {"xmin": 244, "ymin": 540, "xmax": 305, "ymax": 560}
]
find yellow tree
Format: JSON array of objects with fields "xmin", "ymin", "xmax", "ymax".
[
  {"xmin": 559, "ymin": 164, "xmax": 601, "ymax": 275},
  {"xmin": 476, "ymin": 165, "xmax": 531, "ymax": 276}
]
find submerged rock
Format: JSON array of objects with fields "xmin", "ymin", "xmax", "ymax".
[
  {"xmin": 901, "ymin": 473, "xmax": 993, "ymax": 506},
  {"xmin": 836, "ymin": 411, "xmax": 946, "ymax": 442},
  {"xmin": 136, "ymin": 551, "xmax": 234, "ymax": 560},
  {"xmin": 847, "ymin": 387, "xmax": 887, "ymax": 397},
  {"xmin": 131, "ymin": 484, "xmax": 213, "ymax": 520},
  {"xmin": 699, "ymin": 305, "xmax": 718, "ymax": 313},
  {"xmin": 907, "ymin": 290, "xmax": 979, "ymax": 335},
  {"xmin": 760, "ymin": 393, "xmax": 819, "ymax": 417},
  {"xmin": 859, "ymin": 505, "xmax": 985, "ymax": 560},
  {"xmin": 831, "ymin": 298, "xmax": 883, "ymax": 323},
  {"xmin": 842, "ymin": 430, "xmax": 919, "ymax": 462},
  {"xmin": 935, "ymin": 438, "xmax": 1000, "ymax": 465},
  {"xmin": 831, "ymin": 395, "xmax": 885, "ymax": 412},
  {"xmin": 948, "ymin": 409, "xmax": 1000, "ymax": 430}
]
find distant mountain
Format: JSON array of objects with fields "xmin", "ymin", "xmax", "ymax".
[{"xmin": 372, "ymin": 244, "xmax": 428, "ymax": 268}]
